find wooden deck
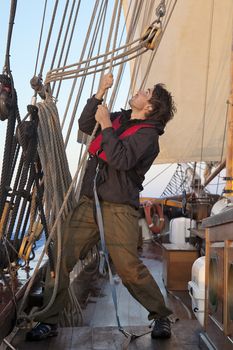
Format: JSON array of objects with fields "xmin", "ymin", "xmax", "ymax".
[
  {"xmin": 1, "ymin": 242, "xmax": 203, "ymax": 349},
  {"xmin": 9, "ymin": 320, "xmax": 202, "ymax": 349}
]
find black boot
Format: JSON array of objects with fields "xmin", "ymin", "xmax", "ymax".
[
  {"xmin": 151, "ymin": 317, "xmax": 171, "ymax": 339},
  {"xmin": 26, "ymin": 322, "xmax": 58, "ymax": 341}
]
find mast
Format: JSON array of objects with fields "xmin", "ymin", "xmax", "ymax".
[{"xmin": 224, "ymin": 38, "xmax": 233, "ymax": 200}]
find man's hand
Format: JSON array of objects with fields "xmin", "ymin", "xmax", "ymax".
[
  {"xmin": 95, "ymin": 104, "xmax": 112, "ymax": 130},
  {"xmin": 95, "ymin": 73, "xmax": 114, "ymax": 100}
]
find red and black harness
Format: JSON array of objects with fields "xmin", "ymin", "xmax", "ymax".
[
  {"xmin": 89, "ymin": 115, "xmax": 154, "ymax": 161},
  {"xmin": 88, "ymin": 115, "xmax": 154, "ymax": 191}
]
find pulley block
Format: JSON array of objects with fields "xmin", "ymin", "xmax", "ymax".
[
  {"xmin": 0, "ymin": 74, "xmax": 13, "ymax": 121},
  {"xmin": 141, "ymin": 25, "xmax": 162, "ymax": 50},
  {"xmin": 16, "ymin": 120, "xmax": 37, "ymax": 152}
]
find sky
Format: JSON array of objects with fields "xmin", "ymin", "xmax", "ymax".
[{"xmin": 0, "ymin": 1, "xmax": 225, "ymax": 199}]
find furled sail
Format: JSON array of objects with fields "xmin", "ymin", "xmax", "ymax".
[{"xmin": 123, "ymin": 0, "xmax": 233, "ymax": 164}]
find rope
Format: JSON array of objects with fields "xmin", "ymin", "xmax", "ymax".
[
  {"xmin": 52, "ymin": 0, "xmax": 81, "ymax": 97},
  {"xmin": 63, "ymin": 0, "xmax": 108, "ymax": 146},
  {"xmin": 34, "ymin": 0, "xmax": 48, "ymax": 77},
  {"xmin": 17, "ymin": 117, "xmax": 99, "ymax": 320},
  {"xmin": 124, "ymin": 0, "xmax": 154, "ymax": 108},
  {"xmin": 59, "ymin": 0, "xmax": 102, "ymax": 140},
  {"xmin": 215, "ymin": 101, "xmax": 229, "ymax": 194},
  {"xmin": 45, "ymin": 36, "xmax": 154, "ymax": 84},
  {"xmin": 38, "ymin": 0, "xmax": 59, "ymax": 78},
  {"xmin": 49, "ymin": 0, "xmax": 70, "ymax": 71},
  {"xmin": 139, "ymin": 0, "xmax": 178, "ymax": 90},
  {"xmin": 198, "ymin": 0, "xmax": 215, "ymax": 194},
  {"xmin": 3, "ymin": 0, "xmax": 17, "ymax": 75},
  {"xmin": 143, "ymin": 164, "xmax": 173, "ymax": 188},
  {"xmin": 109, "ymin": 0, "xmax": 144, "ymax": 110}
]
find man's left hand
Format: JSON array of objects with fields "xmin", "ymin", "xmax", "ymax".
[{"xmin": 95, "ymin": 104, "xmax": 112, "ymax": 130}]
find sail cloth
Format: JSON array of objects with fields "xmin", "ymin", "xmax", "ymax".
[{"xmin": 123, "ymin": 0, "xmax": 233, "ymax": 164}]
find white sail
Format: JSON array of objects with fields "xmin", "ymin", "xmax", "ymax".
[{"xmin": 123, "ymin": 0, "xmax": 233, "ymax": 164}]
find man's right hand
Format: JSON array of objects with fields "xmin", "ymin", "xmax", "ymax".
[{"xmin": 95, "ymin": 73, "xmax": 114, "ymax": 100}]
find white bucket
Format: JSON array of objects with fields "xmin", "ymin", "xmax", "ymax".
[
  {"xmin": 188, "ymin": 256, "xmax": 205, "ymax": 326},
  {"xmin": 169, "ymin": 217, "xmax": 196, "ymax": 245}
]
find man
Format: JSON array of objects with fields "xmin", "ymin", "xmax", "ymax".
[{"xmin": 26, "ymin": 73, "xmax": 176, "ymax": 341}]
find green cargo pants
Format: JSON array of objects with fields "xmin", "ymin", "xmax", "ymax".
[{"xmin": 37, "ymin": 196, "xmax": 172, "ymax": 324}]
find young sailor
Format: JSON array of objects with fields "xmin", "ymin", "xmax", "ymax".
[{"xmin": 26, "ymin": 73, "xmax": 176, "ymax": 341}]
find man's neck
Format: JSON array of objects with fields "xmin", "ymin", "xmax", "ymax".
[{"xmin": 130, "ymin": 109, "xmax": 146, "ymax": 120}]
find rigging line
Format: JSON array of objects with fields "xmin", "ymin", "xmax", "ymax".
[
  {"xmin": 65, "ymin": 0, "xmax": 108, "ymax": 199},
  {"xmin": 47, "ymin": 48, "xmax": 148, "ymax": 84},
  {"xmin": 139, "ymin": 0, "xmax": 177, "ymax": 90},
  {"xmin": 46, "ymin": 39, "xmax": 149, "ymax": 81},
  {"xmin": 59, "ymin": 0, "xmax": 101, "ymax": 134},
  {"xmin": 163, "ymin": 0, "xmax": 173, "ymax": 26},
  {"xmin": 46, "ymin": 36, "xmax": 142, "ymax": 77},
  {"xmin": 3, "ymin": 0, "xmax": 17, "ymax": 75},
  {"xmin": 90, "ymin": 1, "xmax": 109, "ymax": 98},
  {"xmin": 109, "ymin": 0, "xmax": 144, "ymax": 108},
  {"xmin": 39, "ymin": 0, "xmax": 59, "ymax": 77},
  {"xmin": 124, "ymin": 0, "xmax": 154, "ymax": 108},
  {"xmin": 215, "ymin": 101, "xmax": 229, "ymax": 194},
  {"xmin": 62, "ymin": 0, "xmax": 108, "ymax": 143},
  {"xmin": 34, "ymin": 0, "xmax": 48, "ymax": 76},
  {"xmin": 143, "ymin": 164, "xmax": 173, "ymax": 187},
  {"xmin": 103, "ymin": 0, "xmax": 123, "ymax": 104},
  {"xmin": 52, "ymin": 0, "xmax": 80, "ymax": 96},
  {"xmin": 110, "ymin": 0, "xmax": 138, "ymax": 110},
  {"xmin": 117, "ymin": 0, "xmax": 133, "ymax": 47},
  {"xmin": 49, "ymin": 0, "xmax": 70, "ymax": 71},
  {"xmin": 198, "ymin": 0, "xmax": 215, "ymax": 192},
  {"xmin": 47, "ymin": 42, "xmax": 149, "ymax": 83},
  {"xmin": 219, "ymin": 102, "xmax": 229, "ymax": 164},
  {"xmin": 74, "ymin": 1, "xmax": 109, "ymax": 195}
]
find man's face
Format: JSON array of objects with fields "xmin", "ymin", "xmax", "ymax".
[{"xmin": 129, "ymin": 88, "xmax": 153, "ymax": 111}]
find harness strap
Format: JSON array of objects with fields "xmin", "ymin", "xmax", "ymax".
[
  {"xmin": 93, "ymin": 166, "xmax": 122, "ymax": 330},
  {"xmin": 89, "ymin": 115, "xmax": 153, "ymax": 162},
  {"xmin": 93, "ymin": 167, "xmax": 152, "ymax": 346}
]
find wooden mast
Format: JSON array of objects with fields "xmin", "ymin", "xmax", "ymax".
[{"xmin": 224, "ymin": 38, "xmax": 233, "ymax": 199}]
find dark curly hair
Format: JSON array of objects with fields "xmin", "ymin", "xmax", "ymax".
[{"xmin": 146, "ymin": 83, "xmax": 176, "ymax": 126}]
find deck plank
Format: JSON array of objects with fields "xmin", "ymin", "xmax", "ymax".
[{"xmin": 10, "ymin": 320, "xmax": 202, "ymax": 350}]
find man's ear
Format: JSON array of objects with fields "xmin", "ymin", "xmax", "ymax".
[{"xmin": 145, "ymin": 103, "xmax": 153, "ymax": 113}]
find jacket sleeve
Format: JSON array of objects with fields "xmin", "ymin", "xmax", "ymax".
[
  {"xmin": 78, "ymin": 96, "xmax": 102, "ymax": 135},
  {"xmin": 78, "ymin": 96, "xmax": 120, "ymax": 135},
  {"xmin": 101, "ymin": 127, "xmax": 159, "ymax": 171}
]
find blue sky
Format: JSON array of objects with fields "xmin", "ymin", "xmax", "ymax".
[{"xmin": 0, "ymin": 1, "xmax": 224, "ymax": 198}]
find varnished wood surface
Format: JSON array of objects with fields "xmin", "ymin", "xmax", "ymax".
[{"xmin": 202, "ymin": 207, "xmax": 233, "ymax": 228}]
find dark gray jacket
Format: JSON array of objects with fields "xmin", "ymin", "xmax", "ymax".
[{"xmin": 78, "ymin": 96, "xmax": 164, "ymax": 208}]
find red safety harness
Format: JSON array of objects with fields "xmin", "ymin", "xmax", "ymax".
[{"xmin": 89, "ymin": 115, "xmax": 153, "ymax": 161}]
